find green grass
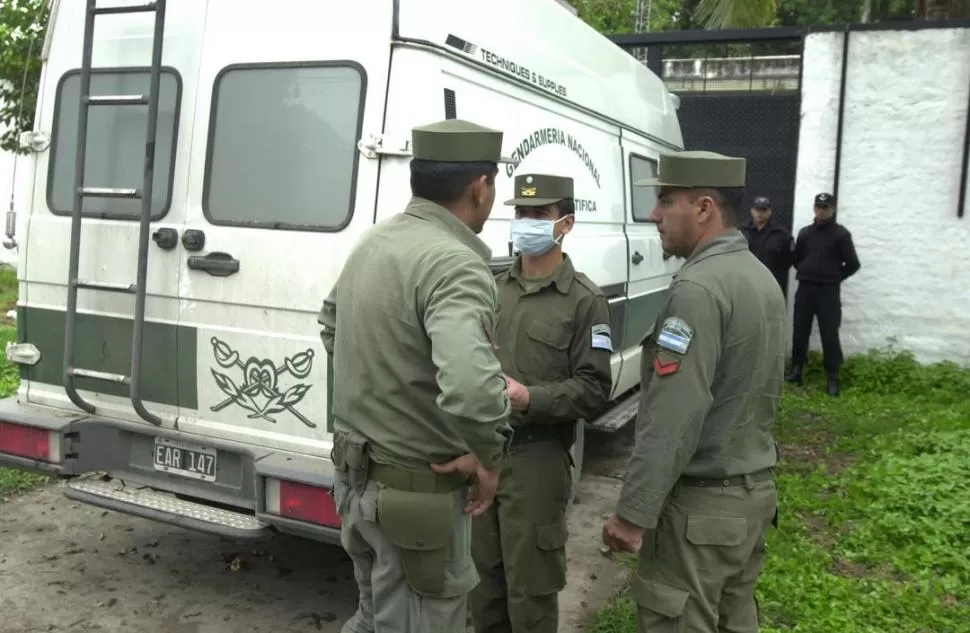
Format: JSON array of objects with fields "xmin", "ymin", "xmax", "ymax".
[
  {"xmin": 0, "ymin": 263, "xmax": 17, "ymax": 317},
  {"xmin": 0, "ymin": 265, "xmax": 47, "ymax": 499},
  {"xmin": 593, "ymin": 346, "xmax": 970, "ymax": 633}
]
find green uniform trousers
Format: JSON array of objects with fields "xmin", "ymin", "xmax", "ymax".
[
  {"xmin": 630, "ymin": 477, "xmax": 778, "ymax": 633},
  {"xmin": 469, "ymin": 440, "xmax": 572, "ymax": 633},
  {"xmin": 333, "ymin": 474, "xmax": 479, "ymax": 633}
]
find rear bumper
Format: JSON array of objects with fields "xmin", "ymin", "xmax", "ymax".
[
  {"xmin": 0, "ymin": 397, "xmax": 341, "ymax": 545},
  {"xmin": 63, "ymin": 475, "xmax": 274, "ymax": 540}
]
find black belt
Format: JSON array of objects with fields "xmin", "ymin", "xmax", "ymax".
[
  {"xmin": 679, "ymin": 468, "xmax": 774, "ymax": 488},
  {"xmin": 510, "ymin": 423, "xmax": 566, "ymax": 446}
]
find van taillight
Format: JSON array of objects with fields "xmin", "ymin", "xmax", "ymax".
[
  {"xmin": 0, "ymin": 422, "xmax": 54, "ymax": 462},
  {"xmin": 264, "ymin": 478, "xmax": 341, "ymax": 527}
]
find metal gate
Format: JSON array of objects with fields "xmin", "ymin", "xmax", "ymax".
[
  {"xmin": 611, "ymin": 29, "xmax": 805, "ymax": 237},
  {"xmin": 612, "ymin": 20, "xmax": 970, "ymax": 229}
]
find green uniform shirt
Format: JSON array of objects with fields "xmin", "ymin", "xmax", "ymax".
[
  {"xmin": 494, "ymin": 254, "xmax": 613, "ymax": 428},
  {"xmin": 318, "ymin": 197, "xmax": 512, "ymax": 471},
  {"xmin": 616, "ymin": 231, "xmax": 786, "ymax": 529}
]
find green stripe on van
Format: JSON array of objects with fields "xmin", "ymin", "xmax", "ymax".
[{"xmin": 18, "ymin": 306, "xmax": 197, "ymax": 409}]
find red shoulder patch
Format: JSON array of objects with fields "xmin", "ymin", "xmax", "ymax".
[{"xmin": 653, "ymin": 356, "xmax": 680, "ymax": 376}]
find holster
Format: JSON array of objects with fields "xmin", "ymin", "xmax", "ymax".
[{"xmin": 331, "ymin": 431, "xmax": 371, "ymax": 493}]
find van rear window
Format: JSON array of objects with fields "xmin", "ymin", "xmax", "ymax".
[
  {"xmin": 47, "ymin": 68, "xmax": 182, "ymax": 220},
  {"xmin": 629, "ymin": 154, "xmax": 659, "ymax": 223},
  {"xmin": 202, "ymin": 62, "xmax": 366, "ymax": 232}
]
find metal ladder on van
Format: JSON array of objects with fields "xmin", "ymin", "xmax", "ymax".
[{"xmin": 62, "ymin": 0, "xmax": 168, "ymax": 426}]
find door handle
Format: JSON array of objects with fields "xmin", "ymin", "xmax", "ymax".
[
  {"xmin": 151, "ymin": 228, "xmax": 178, "ymax": 250},
  {"xmin": 188, "ymin": 251, "xmax": 239, "ymax": 277},
  {"xmin": 631, "ymin": 251, "xmax": 644, "ymax": 265},
  {"xmin": 181, "ymin": 229, "xmax": 205, "ymax": 252}
]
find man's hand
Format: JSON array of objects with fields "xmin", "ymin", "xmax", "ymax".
[
  {"xmin": 465, "ymin": 464, "xmax": 500, "ymax": 516},
  {"xmin": 431, "ymin": 454, "xmax": 501, "ymax": 516},
  {"xmin": 602, "ymin": 513, "xmax": 645, "ymax": 553},
  {"xmin": 502, "ymin": 374, "xmax": 531, "ymax": 412}
]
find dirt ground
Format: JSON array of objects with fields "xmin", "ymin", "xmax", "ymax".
[{"xmin": 0, "ymin": 426, "xmax": 635, "ymax": 633}]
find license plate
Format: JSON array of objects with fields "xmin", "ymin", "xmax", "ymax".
[{"xmin": 152, "ymin": 437, "xmax": 217, "ymax": 482}]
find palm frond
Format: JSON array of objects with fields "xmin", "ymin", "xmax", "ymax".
[{"xmin": 694, "ymin": 0, "xmax": 778, "ymax": 30}]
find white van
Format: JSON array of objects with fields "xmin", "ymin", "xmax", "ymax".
[{"xmin": 0, "ymin": 0, "xmax": 684, "ymax": 543}]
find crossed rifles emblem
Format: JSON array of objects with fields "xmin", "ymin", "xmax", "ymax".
[{"xmin": 209, "ymin": 337, "xmax": 317, "ymax": 428}]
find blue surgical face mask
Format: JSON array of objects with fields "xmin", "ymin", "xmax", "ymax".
[{"xmin": 510, "ymin": 217, "xmax": 567, "ymax": 257}]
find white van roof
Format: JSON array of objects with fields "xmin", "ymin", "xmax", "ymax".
[{"xmin": 397, "ymin": 0, "xmax": 683, "ymax": 147}]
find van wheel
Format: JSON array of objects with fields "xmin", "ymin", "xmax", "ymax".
[{"xmin": 569, "ymin": 420, "xmax": 585, "ymax": 503}]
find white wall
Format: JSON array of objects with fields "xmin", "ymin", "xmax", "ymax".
[{"xmin": 792, "ymin": 27, "xmax": 970, "ymax": 366}]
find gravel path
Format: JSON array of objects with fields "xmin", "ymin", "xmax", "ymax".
[{"xmin": 0, "ymin": 426, "xmax": 635, "ymax": 633}]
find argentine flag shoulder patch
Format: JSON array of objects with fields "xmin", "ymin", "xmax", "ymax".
[
  {"xmin": 656, "ymin": 317, "xmax": 693, "ymax": 355},
  {"xmin": 591, "ymin": 323, "xmax": 613, "ymax": 352}
]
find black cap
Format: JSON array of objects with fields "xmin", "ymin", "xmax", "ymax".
[
  {"xmin": 753, "ymin": 196, "xmax": 771, "ymax": 208},
  {"xmin": 814, "ymin": 192, "xmax": 835, "ymax": 207}
]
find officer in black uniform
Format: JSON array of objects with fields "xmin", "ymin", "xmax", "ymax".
[
  {"xmin": 787, "ymin": 192, "xmax": 861, "ymax": 396},
  {"xmin": 740, "ymin": 196, "xmax": 793, "ymax": 297}
]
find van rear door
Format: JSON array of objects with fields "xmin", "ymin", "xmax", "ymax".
[
  {"xmin": 174, "ymin": 0, "xmax": 392, "ymax": 454},
  {"xmin": 20, "ymin": 1, "xmax": 208, "ymax": 425}
]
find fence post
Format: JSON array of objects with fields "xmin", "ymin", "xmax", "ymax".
[{"xmin": 832, "ymin": 26, "xmax": 851, "ymax": 217}]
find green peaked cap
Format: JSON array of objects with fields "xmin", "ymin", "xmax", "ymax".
[
  {"xmin": 504, "ymin": 173, "xmax": 574, "ymax": 206},
  {"xmin": 635, "ymin": 150, "xmax": 746, "ymax": 188},
  {"xmin": 411, "ymin": 119, "xmax": 513, "ymax": 163}
]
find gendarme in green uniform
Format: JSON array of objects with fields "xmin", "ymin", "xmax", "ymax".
[
  {"xmin": 321, "ymin": 195, "xmax": 510, "ymax": 471},
  {"xmin": 612, "ymin": 151, "xmax": 785, "ymax": 632},
  {"xmin": 495, "ymin": 255, "xmax": 611, "ymax": 427},
  {"xmin": 470, "ymin": 174, "xmax": 613, "ymax": 633},
  {"xmin": 318, "ymin": 119, "xmax": 514, "ymax": 633}
]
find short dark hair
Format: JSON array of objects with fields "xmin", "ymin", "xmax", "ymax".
[
  {"xmin": 555, "ymin": 198, "xmax": 575, "ymax": 217},
  {"xmin": 689, "ymin": 187, "xmax": 747, "ymax": 227},
  {"xmin": 409, "ymin": 159, "xmax": 499, "ymax": 205}
]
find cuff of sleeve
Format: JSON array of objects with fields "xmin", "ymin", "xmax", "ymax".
[
  {"xmin": 615, "ymin": 489, "xmax": 660, "ymax": 530},
  {"xmin": 525, "ymin": 386, "xmax": 552, "ymax": 418},
  {"xmin": 476, "ymin": 425, "xmax": 513, "ymax": 471}
]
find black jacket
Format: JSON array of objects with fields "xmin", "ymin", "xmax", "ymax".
[
  {"xmin": 740, "ymin": 219, "xmax": 793, "ymax": 290},
  {"xmin": 793, "ymin": 220, "xmax": 861, "ymax": 284}
]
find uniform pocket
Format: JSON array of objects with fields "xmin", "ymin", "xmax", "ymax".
[
  {"xmin": 526, "ymin": 520, "xmax": 569, "ymax": 596},
  {"xmin": 519, "ymin": 320, "xmax": 571, "ymax": 380},
  {"xmin": 378, "ymin": 488, "xmax": 455, "ymax": 597},
  {"xmin": 536, "ymin": 520, "xmax": 568, "ymax": 550},
  {"xmin": 471, "ymin": 512, "xmax": 504, "ymax": 569},
  {"xmin": 685, "ymin": 514, "xmax": 747, "ymax": 547},
  {"xmin": 629, "ymin": 574, "xmax": 689, "ymax": 633}
]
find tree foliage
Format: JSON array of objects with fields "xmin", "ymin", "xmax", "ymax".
[
  {"xmin": 916, "ymin": 0, "xmax": 970, "ymax": 19},
  {"xmin": 572, "ymin": 0, "xmax": 963, "ymax": 34},
  {"xmin": 694, "ymin": 0, "xmax": 779, "ymax": 29},
  {"xmin": 570, "ymin": 0, "xmax": 639, "ymax": 33},
  {"xmin": 0, "ymin": 0, "xmax": 967, "ymax": 157},
  {"xmin": 0, "ymin": 0, "xmax": 48, "ymax": 154},
  {"xmin": 776, "ymin": 0, "xmax": 914, "ymax": 25}
]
